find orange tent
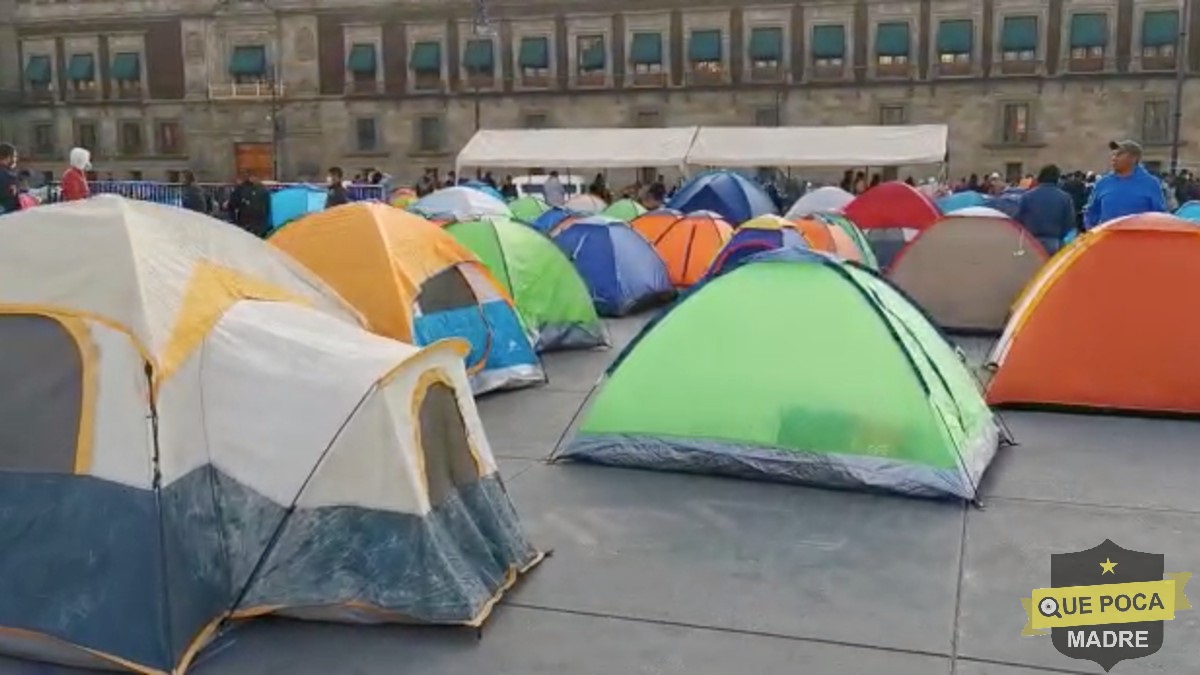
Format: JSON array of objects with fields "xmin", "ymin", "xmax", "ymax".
[
  {"xmin": 632, "ymin": 210, "xmax": 732, "ymax": 287},
  {"xmin": 986, "ymin": 213, "xmax": 1200, "ymax": 414}
]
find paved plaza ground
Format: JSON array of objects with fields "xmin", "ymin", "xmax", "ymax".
[{"xmin": 4, "ymin": 314, "xmax": 1198, "ymax": 675}]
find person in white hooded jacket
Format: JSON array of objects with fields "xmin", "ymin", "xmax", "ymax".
[{"xmin": 60, "ymin": 147, "xmax": 91, "ymax": 201}]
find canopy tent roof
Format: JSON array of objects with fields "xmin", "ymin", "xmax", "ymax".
[
  {"xmin": 685, "ymin": 125, "xmax": 949, "ymax": 168},
  {"xmin": 456, "ymin": 127, "xmax": 700, "ymax": 172},
  {"xmin": 457, "ymin": 125, "xmax": 948, "ymax": 172}
]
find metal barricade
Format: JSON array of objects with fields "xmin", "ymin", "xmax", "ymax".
[{"xmin": 43, "ymin": 181, "xmax": 388, "ymax": 206}]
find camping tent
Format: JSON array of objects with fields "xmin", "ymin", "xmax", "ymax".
[
  {"xmin": 936, "ymin": 191, "xmax": 987, "ymax": 213},
  {"xmin": 708, "ymin": 214, "xmax": 817, "ymax": 275},
  {"xmin": 270, "ymin": 184, "xmax": 327, "ymax": 231},
  {"xmin": 630, "ymin": 210, "xmax": 733, "ymax": 287},
  {"xmin": 948, "ymin": 206, "xmax": 1011, "ymax": 219},
  {"xmin": 462, "ymin": 180, "xmax": 505, "ymax": 201},
  {"xmin": 667, "ymin": 170, "xmax": 778, "ymax": 224},
  {"xmin": 0, "ymin": 196, "xmax": 542, "ymax": 672},
  {"xmin": 845, "ymin": 182, "xmax": 941, "ymax": 268},
  {"xmin": 987, "ymin": 213, "xmax": 1200, "ymax": 414},
  {"xmin": 557, "ymin": 247, "xmax": 1001, "ymax": 500},
  {"xmin": 565, "ymin": 194, "xmax": 608, "ymax": 214},
  {"xmin": 603, "ymin": 198, "xmax": 648, "ymax": 221},
  {"xmin": 509, "ymin": 194, "xmax": 550, "ymax": 224},
  {"xmin": 411, "ymin": 186, "xmax": 512, "ymax": 221},
  {"xmin": 444, "ymin": 216, "xmax": 609, "ymax": 351},
  {"xmin": 552, "ymin": 215, "xmax": 675, "ymax": 316},
  {"xmin": 887, "ymin": 213, "xmax": 1048, "ymax": 332},
  {"xmin": 815, "ymin": 213, "xmax": 878, "ymax": 268},
  {"xmin": 1175, "ymin": 200, "xmax": 1200, "ymax": 221},
  {"xmin": 783, "ymin": 186, "xmax": 855, "ymax": 218},
  {"xmin": 531, "ymin": 206, "xmax": 577, "ymax": 233},
  {"xmin": 271, "ymin": 203, "xmax": 544, "ymax": 394}
]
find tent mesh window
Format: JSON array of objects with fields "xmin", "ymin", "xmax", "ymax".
[
  {"xmin": 416, "ymin": 266, "xmax": 481, "ymax": 314},
  {"xmin": 0, "ymin": 315, "xmax": 85, "ymax": 473},
  {"xmin": 417, "ymin": 381, "xmax": 479, "ymax": 505}
]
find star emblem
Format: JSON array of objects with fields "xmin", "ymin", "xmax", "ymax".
[{"xmin": 1100, "ymin": 558, "xmax": 1118, "ymax": 575}]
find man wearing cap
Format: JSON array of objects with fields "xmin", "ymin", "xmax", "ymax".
[{"xmin": 1082, "ymin": 140, "xmax": 1166, "ymax": 229}]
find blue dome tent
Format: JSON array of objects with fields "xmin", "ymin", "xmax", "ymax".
[
  {"xmin": 270, "ymin": 185, "xmax": 327, "ymax": 230},
  {"xmin": 667, "ymin": 170, "xmax": 777, "ymax": 224},
  {"xmin": 936, "ymin": 191, "xmax": 986, "ymax": 213},
  {"xmin": 552, "ymin": 215, "xmax": 675, "ymax": 316}
]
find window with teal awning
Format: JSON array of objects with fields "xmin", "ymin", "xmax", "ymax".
[
  {"xmin": 812, "ymin": 25, "xmax": 846, "ymax": 59},
  {"xmin": 1143, "ymin": 10, "xmax": 1179, "ymax": 47},
  {"xmin": 937, "ymin": 20, "xmax": 973, "ymax": 54},
  {"xmin": 749, "ymin": 27, "xmax": 783, "ymax": 62},
  {"xmin": 25, "ymin": 55, "xmax": 52, "ymax": 84},
  {"xmin": 578, "ymin": 35, "xmax": 606, "ymax": 70},
  {"xmin": 229, "ymin": 45, "xmax": 267, "ymax": 76},
  {"xmin": 689, "ymin": 29, "xmax": 722, "ymax": 62},
  {"xmin": 67, "ymin": 54, "xmax": 95, "ymax": 81},
  {"xmin": 519, "ymin": 37, "xmax": 549, "ymax": 69},
  {"xmin": 411, "ymin": 41, "xmax": 441, "ymax": 73},
  {"xmin": 630, "ymin": 32, "xmax": 663, "ymax": 65},
  {"xmin": 1001, "ymin": 16, "xmax": 1038, "ymax": 52},
  {"xmin": 1070, "ymin": 13, "xmax": 1108, "ymax": 48},
  {"xmin": 111, "ymin": 52, "xmax": 141, "ymax": 81},
  {"xmin": 347, "ymin": 43, "xmax": 377, "ymax": 74},
  {"xmin": 464, "ymin": 39, "xmax": 494, "ymax": 73},
  {"xmin": 875, "ymin": 22, "xmax": 910, "ymax": 56}
]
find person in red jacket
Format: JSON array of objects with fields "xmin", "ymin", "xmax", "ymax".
[{"xmin": 60, "ymin": 146, "xmax": 91, "ymax": 202}]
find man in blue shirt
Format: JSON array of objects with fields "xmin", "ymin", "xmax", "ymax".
[
  {"xmin": 1015, "ymin": 164, "xmax": 1076, "ymax": 254},
  {"xmin": 1083, "ymin": 140, "xmax": 1166, "ymax": 229}
]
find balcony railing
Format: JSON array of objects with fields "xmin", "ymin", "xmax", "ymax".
[
  {"xmin": 345, "ymin": 79, "xmax": 383, "ymax": 95},
  {"xmin": 208, "ymin": 82, "xmax": 285, "ymax": 99}
]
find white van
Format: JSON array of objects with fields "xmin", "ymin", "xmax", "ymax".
[{"xmin": 512, "ymin": 174, "xmax": 587, "ymax": 199}]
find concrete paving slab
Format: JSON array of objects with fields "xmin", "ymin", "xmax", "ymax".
[
  {"xmin": 539, "ymin": 347, "xmax": 613, "ymax": 393},
  {"xmin": 475, "ymin": 387, "xmax": 589, "ymax": 450},
  {"xmin": 982, "ymin": 412, "xmax": 1200, "ymax": 512},
  {"xmin": 498, "ymin": 457, "xmax": 538, "ymax": 483},
  {"xmin": 954, "ymin": 660, "xmax": 1086, "ymax": 675},
  {"xmin": 604, "ymin": 312, "xmax": 657, "ymax": 348},
  {"xmin": 189, "ymin": 605, "xmax": 949, "ymax": 675},
  {"xmin": 957, "ymin": 499, "xmax": 1200, "ymax": 674},
  {"xmin": 506, "ymin": 462, "xmax": 966, "ymax": 654}
]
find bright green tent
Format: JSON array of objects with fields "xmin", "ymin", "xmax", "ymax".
[
  {"xmin": 819, "ymin": 213, "xmax": 879, "ymax": 269},
  {"xmin": 602, "ymin": 198, "xmax": 647, "ymax": 222},
  {"xmin": 509, "ymin": 194, "xmax": 549, "ymax": 224},
  {"xmin": 558, "ymin": 248, "xmax": 1001, "ymax": 500},
  {"xmin": 445, "ymin": 216, "xmax": 609, "ymax": 352}
]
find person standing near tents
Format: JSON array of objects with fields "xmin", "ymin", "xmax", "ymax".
[
  {"xmin": 1016, "ymin": 165, "xmax": 1075, "ymax": 254},
  {"xmin": 180, "ymin": 170, "xmax": 209, "ymax": 214},
  {"xmin": 1083, "ymin": 140, "xmax": 1166, "ymax": 230},
  {"xmin": 325, "ymin": 166, "xmax": 350, "ymax": 208},
  {"xmin": 544, "ymin": 170, "xmax": 566, "ymax": 207},
  {"xmin": 60, "ymin": 147, "xmax": 91, "ymax": 202},
  {"xmin": 0, "ymin": 144, "xmax": 22, "ymax": 215},
  {"xmin": 227, "ymin": 171, "xmax": 272, "ymax": 238}
]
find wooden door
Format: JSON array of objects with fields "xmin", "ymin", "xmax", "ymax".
[{"xmin": 234, "ymin": 143, "xmax": 274, "ymax": 180}]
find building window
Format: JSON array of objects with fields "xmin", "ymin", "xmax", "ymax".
[
  {"xmin": 31, "ymin": 123, "xmax": 55, "ymax": 156},
  {"xmin": 416, "ymin": 115, "xmax": 444, "ymax": 153},
  {"xmin": 879, "ymin": 104, "xmax": 908, "ymax": 125},
  {"xmin": 355, "ymin": 117, "xmax": 378, "ymax": 151},
  {"xmin": 229, "ymin": 45, "xmax": 268, "ymax": 83},
  {"xmin": 812, "ymin": 25, "xmax": 846, "ymax": 71},
  {"xmin": 519, "ymin": 36, "xmax": 551, "ymax": 86},
  {"xmin": 411, "ymin": 41, "xmax": 442, "ymax": 90},
  {"xmin": 347, "ymin": 43, "xmax": 378, "ymax": 85},
  {"xmin": 67, "ymin": 53, "xmax": 96, "ymax": 95},
  {"xmin": 1004, "ymin": 163, "xmax": 1023, "ymax": 183},
  {"xmin": 111, "ymin": 52, "xmax": 142, "ymax": 97},
  {"xmin": 688, "ymin": 29, "xmax": 723, "ymax": 80},
  {"xmin": 937, "ymin": 20, "xmax": 973, "ymax": 66},
  {"xmin": 523, "ymin": 112, "xmax": 548, "ymax": 129},
  {"xmin": 630, "ymin": 32, "xmax": 664, "ymax": 74},
  {"xmin": 1001, "ymin": 103, "xmax": 1030, "ymax": 144},
  {"xmin": 24, "ymin": 55, "xmax": 53, "ymax": 91},
  {"xmin": 1143, "ymin": 100, "xmax": 1171, "ymax": 144},
  {"xmin": 463, "ymin": 39, "xmax": 495, "ymax": 87},
  {"xmin": 1142, "ymin": 10, "xmax": 1179, "ymax": 65},
  {"xmin": 156, "ymin": 120, "xmax": 183, "ymax": 155},
  {"xmin": 634, "ymin": 109, "xmax": 661, "ymax": 128},
  {"xmin": 119, "ymin": 121, "xmax": 143, "ymax": 156},
  {"xmin": 1000, "ymin": 16, "xmax": 1039, "ymax": 64},
  {"xmin": 748, "ymin": 27, "xmax": 783, "ymax": 71},
  {"xmin": 75, "ymin": 121, "xmax": 98, "ymax": 152},
  {"xmin": 754, "ymin": 107, "xmax": 779, "ymax": 127},
  {"xmin": 875, "ymin": 22, "xmax": 911, "ymax": 68},
  {"xmin": 1068, "ymin": 13, "xmax": 1108, "ymax": 64},
  {"xmin": 577, "ymin": 34, "xmax": 606, "ymax": 76}
]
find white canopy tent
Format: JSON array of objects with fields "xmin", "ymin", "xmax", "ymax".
[
  {"xmin": 455, "ymin": 127, "xmax": 700, "ymax": 175},
  {"xmin": 685, "ymin": 125, "xmax": 949, "ymax": 168}
]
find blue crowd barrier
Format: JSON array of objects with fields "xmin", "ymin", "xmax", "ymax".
[{"xmin": 43, "ymin": 181, "xmax": 387, "ymax": 206}]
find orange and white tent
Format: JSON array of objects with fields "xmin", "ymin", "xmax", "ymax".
[{"xmin": 987, "ymin": 212, "xmax": 1200, "ymax": 414}]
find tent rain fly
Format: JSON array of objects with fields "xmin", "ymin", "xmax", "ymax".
[{"xmin": 455, "ymin": 127, "xmax": 701, "ymax": 175}]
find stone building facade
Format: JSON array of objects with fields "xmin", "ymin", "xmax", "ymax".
[{"xmin": 0, "ymin": 0, "xmax": 1195, "ymax": 184}]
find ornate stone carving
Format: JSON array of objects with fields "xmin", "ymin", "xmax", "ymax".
[
  {"xmin": 294, "ymin": 26, "xmax": 316, "ymax": 61},
  {"xmin": 185, "ymin": 31, "xmax": 204, "ymax": 61}
]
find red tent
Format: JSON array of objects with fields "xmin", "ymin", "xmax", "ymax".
[{"xmin": 844, "ymin": 182, "xmax": 941, "ymax": 231}]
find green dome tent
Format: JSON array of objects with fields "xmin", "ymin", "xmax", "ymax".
[
  {"xmin": 603, "ymin": 198, "xmax": 647, "ymax": 222},
  {"xmin": 557, "ymin": 248, "xmax": 1001, "ymax": 500},
  {"xmin": 509, "ymin": 194, "xmax": 549, "ymax": 224},
  {"xmin": 818, "ymin": 213, "xmax": 879, "ymax": 269},
  {"xmin": 445, "ymin": 216, "xmax": 609, "ymax": 352}
]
